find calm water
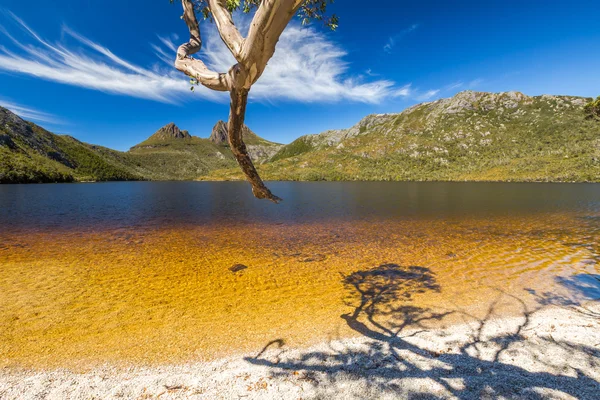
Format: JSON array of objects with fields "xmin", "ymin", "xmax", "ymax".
[
  {"xmin": 0, "ymin": 182, "xmax": 599, "ymax": 368},
  {"xmin": 1, "ymin": 181, "xmax": 600, "ymax": 229}
]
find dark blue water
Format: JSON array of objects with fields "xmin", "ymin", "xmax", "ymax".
[{"xmin": 1, "ymin": 181, "xmax": 599, "ymax": 230}]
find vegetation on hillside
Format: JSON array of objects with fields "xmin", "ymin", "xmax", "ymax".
[
  {"xmin": 0, "ymin": 146, "xmax": 74, "ymax": 183},
  {"xmin": 585, "ymin": 96, "xmax": 600, "ymax": 119},
  {"xmin": 202, "ymin": 91, "xmax": 600, "ymax": 183},
  {"xmin": 0, "ymin": 108, "xmax": 255, "ymax": 183},
  {"xmin": 128, "ymin": 137, "xmax": 236, "ymax": 180},
  {"xmin": 2, "ymin": 91, "xmax": 600, "ymax": 185}
]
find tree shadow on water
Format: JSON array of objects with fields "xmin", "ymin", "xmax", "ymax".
[{"xmin": 245, "ymin": 264, "xmax": 600, "ymax": 399}]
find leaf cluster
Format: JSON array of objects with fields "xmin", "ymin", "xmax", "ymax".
[{"xmin": 174, "ymin": 0, "xmax": 338, "ymax": 30}]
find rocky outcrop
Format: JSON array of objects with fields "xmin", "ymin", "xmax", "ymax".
[
  {"xmin": 268, "ymin": 90, "xmax": 595, "ymax": 169},
  {"xmin": 1, "ymin": 106, "xmax": 49, "ymax": 153},
  {"xmin": 148, "ymin": 123, "xmax": 191, "ymax": 141},
  {"xmin": 210, "ymin": 120, "xmax": 283, "ymax": 163},
  {"xmin": 246, "ymin": 144, "xmax": 284, "ymax": 163},
  {"xmin": 209, "ymin": 121, "xmax": 230, "ymax": 145},
  {"xmin": 209, "ymin": 120, "xmax": 258, "ymax": 145},
  {"xmin": 313, "ymin": 114, "xmax": 397, "ymax": 147}
]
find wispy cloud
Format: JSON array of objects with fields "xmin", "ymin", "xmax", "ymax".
[
  {"xmin": 384, "ymin": 24, "xmax": 419, "ymax": 54},
  {"xmin": 444, "ymin": 81, "xmax": 464, "ymax": 91},
  {"xmin": 0, "ymin": 99, "xmax": 63, "ymax": 124},
  {"xmin": 0, "ymin": 11, "xmax": 411, "ymax": 105},
  {"xmin": 409, "ymin": 76, "xmax": 487, "ymax": 103},
  {"xmin": 393, "ymin": 84, "xmax": 412, "ymax": 97},
  {"xmin": 201, "ymin": 22, "xmax": 411, "ymax": 103},
  {"xmin": 468, "ymin": 78, "xmax": 484, "ymax": 88},
  {"xmin": 0, "ymin": 12, "xmax": 211, "ymax": 104},
  {"xmin": 416, "ymin": 89, "xmax": 440, "ymax": 101}
]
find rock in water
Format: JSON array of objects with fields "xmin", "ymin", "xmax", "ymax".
[{"xmin": 229, "ymin": 264, "xmax": 248, "ymax": 273}]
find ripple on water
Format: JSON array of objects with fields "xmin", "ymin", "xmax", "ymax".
[{"xmin": 0, "ymin": 210, "xmax": 599, "ymax": 369}]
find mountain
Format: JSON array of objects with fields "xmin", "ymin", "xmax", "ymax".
[
  {"xmin": 209, "ymin": 120, "xmax": 283, "ymax": 163},
  {"xmin": 127, "ymin": 122, "xmax": 236, "ymax": 180},
  {"xmin": 0, "ymin": 106, "xmax": 140, "ymax": 183},
  {"xmin": 204, "ymin": 91, "xmax": 600, "ymax": 182},
  {"xmin": 2, "ymin": 91, "xmax": 599, "ymax": 184},
  {"xmin": 0, "ymin": 108, "xmax": 281, "ymax": 183},
  {"xmin": 126, "ymin": 121, "xmax": 282, "ymax": 180},
  {"xmin": 135, "ymin": 122, "xmax": 192, "ymax": 145}
]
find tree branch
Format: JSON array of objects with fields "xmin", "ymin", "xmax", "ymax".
[
  {"xmin": 228, "ymin": 88, "xmax": 281, "ymax": 203},
  {"xmin": 240, "ymin": 0, "xmax": 302, "ymax": 86},
  {"xmin": 175, "ymin": 0, "xmax": 230, "ymax": 91},
  {"xmin": 208, "ymin": 0, "xmax": 245, "ymax": 60},
  {"xmin": 175, "ymin": 58, "xmax": 230, "ymax": 91}
]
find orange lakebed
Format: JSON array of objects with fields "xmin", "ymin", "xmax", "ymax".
[{"xmin": 0, "ymin": 214, "xmax": 598, "ymax": 370}]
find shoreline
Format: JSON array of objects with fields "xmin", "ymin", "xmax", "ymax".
[{"xmin": 2, "ymin": 302, "xmax": 599, "ymax": 399}]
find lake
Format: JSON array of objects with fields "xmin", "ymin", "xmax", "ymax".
[{"xmin": 0, "ymin": 181, "xmax": 599, "ymax": 369}]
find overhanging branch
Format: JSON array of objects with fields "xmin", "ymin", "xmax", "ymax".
[
  {"xmin": 175, "ymin": 0, "xmax": 230, "ymax": 91},
  {"xmin": 240, "ymin": 0, "xmax": 302, "ymax": 85},
  {"xmin": 208, "ymin": 0, "xmax": 245, "ymax": 60}
]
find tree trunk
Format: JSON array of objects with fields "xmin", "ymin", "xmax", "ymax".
[{"xmin": 228, "ymin": 88, "xmax": 281, "ymax": 203}]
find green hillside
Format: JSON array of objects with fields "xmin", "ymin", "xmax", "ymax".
[
  {"xmin": 2, "ymin": 91, "xmax": 599, "ymax": 184},
  {"xmin": 203, "ymin": 91, "xmax": 600, "ymax": 182},
  {"xmin": 0, "ymin": 109, "xmax": 276, "ymax": 183},
  {"xmin": 0, "ymin": 108, "xmax": 140, "ymax": 183},
  {"xmin": 125, "ymin": 122, "xmax": 237, "ymax": 180}
]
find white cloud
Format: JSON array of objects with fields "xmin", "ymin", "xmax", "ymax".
[
  {"xmin": 0, "ymin": 12, "xmax": 223, "ymax": 104},
  {"xmin": 468, "ymin": 78, "xmax": 484, "ymax": 88},
  {"xmin": 157, "ymin": 34, "xmax": 178, "ymax": 52},
  {"xmin": 0, "ymin": 99, "xmax": 62, "ymax": 124},
  {"xmin": 416, "ymin": 89, "xmax": 440, "ymax": 101},
  {"xmin": 444, "ymin": 81, "xmax": 464, "ymax": 91},
  {"xmin": 384, "ymin": 24, "xmax": 419, "ymax": 54},
  {"xmin": 188, "ymin": 19, "xmax": 411, "ymax": 103},
  {"xmin": 251, "ymin": 25, "xmax": 409, "ymax": 103},
  {"xmin": 393, "ymin": 84, "xmax": 412, "ymax": 97},
  {"xmin": 0, "ymin": 11, "xmax": 410, "ymax": 105}
]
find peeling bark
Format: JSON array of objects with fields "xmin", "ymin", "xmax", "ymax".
[
  {"xmin": 175, "ymin": 0, "xmax": 229, "ymax": 91},
  {"xmin": 228, "ymin": 88, "xmax": 281, "ymax": 203},
  {"xmin": 240, "ymin": 0, "xmax": 303, "ymax": 85},
  {"xmin": 208, "ymin": 0, "xmax": 245, "ymax": 59}
]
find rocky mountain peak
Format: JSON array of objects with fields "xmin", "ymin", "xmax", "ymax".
[
  {"xmin": 209, "ymin": 120, "xmax": 283, "ymax": 163},
  {"xmin": 209, "ymin": 120, "xmax": 260, "ymax": 145},
  {"xmin": 209, "ymin": 121, "xmax": 229, "ymax": 145},
  {"xmin": 149, "ymin": 123, "xmax": 191, "ymax": 141},
  {"xmin": 432, "ymin": 90, "xmax": 534, "ymax": 115}
]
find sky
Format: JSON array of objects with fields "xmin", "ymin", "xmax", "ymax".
[{"xmin": 0, "ymin": 0, "xmax": 599, "ymax": 151}]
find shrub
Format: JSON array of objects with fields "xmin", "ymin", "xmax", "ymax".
[{"xmin": 584, "ymin": 96, "xmax": 600, "ymax": 119}]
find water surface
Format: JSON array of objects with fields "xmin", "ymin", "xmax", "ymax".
[{"xmin": 0, "ymin": 182, "xmax": 598, "ymax": 368}]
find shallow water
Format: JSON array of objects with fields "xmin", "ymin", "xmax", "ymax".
[{"xmin": 0, "ymin": 182, "xmax": 599, "ymax": 369}]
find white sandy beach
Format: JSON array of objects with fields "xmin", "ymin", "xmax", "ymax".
[{"xmin": 1, "ymin": 301, "xmax": 599, "ymax": 400}]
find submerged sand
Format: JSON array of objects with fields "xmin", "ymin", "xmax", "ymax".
[
  {"xmin": 1, "ymin": 214, "xmax": 599, "ymax": 368},
  {"xmin": 1, "ymin": 301, "xmax": 599, "ymax": 400},
  {"xmin": 1, "ymin": 196, "xmax": 599, "ymax": 398}
]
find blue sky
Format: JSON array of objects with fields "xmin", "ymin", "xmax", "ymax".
[{"xmin": 0, "ymin": 0, "xmax": 599, "ymax": 151}]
